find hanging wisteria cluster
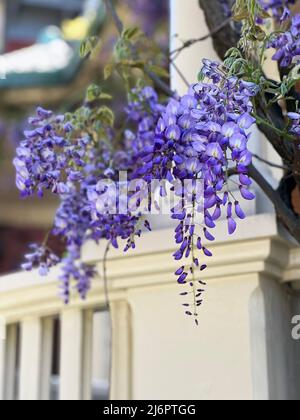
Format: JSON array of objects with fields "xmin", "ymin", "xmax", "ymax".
[
  {"xmin": 267, "ymin": 13, "xmax": 300, "ymax": 67},
  {"xmin": 15, "ymin": 87, "xmax": 163, "ymax": 302},
  {"xmin": 137, "ymin": 60, "xmax": 257, "ymax": 323},
  {"xmin": 13, "ymin": 0, "xmax": 300, "ymax": 322}
]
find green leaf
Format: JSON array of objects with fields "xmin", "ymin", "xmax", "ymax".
[
  {"xmin": 233, "ymin": 0, "xmax": 249, "ymax": 21},
  {"xmin": 86, "ymin": 84, "xmax": 112, "ymax": 102},
  {"xmin": 225, "ymin": 48, "xmax": 242, "ymax": 59},
  {"xmin": 122, "ymin": 26, "xmax": 144, "ymax": 43},
  {"xmin": 290, "ymin": 64, "xmax": 300, "ymax": 81},
  {"xmin": 251, "ymin": 26, "xmax": 266, "ymax": 41},
  {"xmin": 114, "ymin": 39, "xmax": 132, "ymax": 61},
  {"xmin": 147, "ymin": 65, "xmax": 169, "ymax": 79},
  {"xmin": 233, "ymin": 11, "xmax": 249, "ymax": 21},
  {"xmin": 99, "ymin": 93, "xmax": 113, "ymax": 100},
  {"xmin": 96, "ymin": 106, "xmax": 115, "ymax": 127},
  {"xmin": 118, "ymin": 59, "xmax": 145, "ymax": 70},
  {"xmin": 86, "ymin": 84, "xmax": 102, "ymax": 102},
  {"xmin": 198, "ymin": 71, "xmax": 205, "ymax": 82},
  {"xmin": 80, "ymin": 36, "xmax": 100, "ymax": 58},
  {"xmin": 104, "ymin": 63, "xmax": 114, "ymax": 80}
]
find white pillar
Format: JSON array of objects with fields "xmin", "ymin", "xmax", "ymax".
[
  {"xmin": 40, "ymin": 318, "xmax": 54, "ymax": 400},
  {"xmin": 0, "ymin": 325, "xmax": 5, "ymax": 400},
  {"xmin": 110, "ymin": 301, "xmax": 132, "ymax": 400},
  {"xmin": 249, "ymin": 284, "xmax": 271, "ymax": 400},
  {"xmin": 291, "ymin": 291, "xmax": 300, "ymax": 398},
  {"xmin": 19, "ymin": 318, "xmax": 42, "ymax": 400},
  {"xmin": 92, "ymin": 311, "xmax": 111, "ymax": 390},
  {"xmin": 82, "ymin": 310, "xmax": 94, "ymax": 401},
  {"xmin": 4, "ymin": 324, "xmax": 17, "ymax": 400},
  {"xmin": 59, "ymin": 308, "xmax": 83, "ymax": 400},
  {"xmin": 170, "ymin": 0, "xmax": 219, "ymax": 93},
  {"xmin": 250, "ymin": 274, "xmax": 295, "ymax": 400}
]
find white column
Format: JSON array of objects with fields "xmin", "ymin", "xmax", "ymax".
[
  {"xmin": 40, "ymin": 318, "xmax": 54, "ymax": 400},
  {"xmin": 4, "ymin": 324, "xmax": 17, "ymax": 400},
  {"xmin": 59, "ymin": 308, "xmax": 83, "ymax": 400},
  {"xmin": 170, "ymin": 0, "xmax": 219, "ymax": 93},
  {"xmin": 19, "ymin": 318, "xmax": 42, "ymax": 400},
  {"xmin": 249, "ymin": 284, "xmax": 270, "ymax": 400},
  {"xmin": 0, "ymin": 328, "xmax": 5, "ymax": 400},
  {"xmin": 92, "ymin": 311, "xmax": 111, "ymax": 392},
  {"xmin": 110, "ymin": 300, "xmax": 132, "ymax": 400},
  {"xmin": 82, "ymin": 310, "xmax": 93, "ymax": 401},
  {"xmin": 291, "ymin": 290, "xmax": 300, "ymax": 398},
  {"xmin": 250, "ymin": 274, "xmax": 296, "ymax": 400}
]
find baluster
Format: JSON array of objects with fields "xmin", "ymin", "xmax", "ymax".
[
  {"xmin": 40, "ymin": 317, "xmax": 54, "ymax": 400},
  {"xmin": 82, "ymin": 310, "xmax": 94, "ymax": 401},
  {"xmin": 110, "ymin": 300, "xmax": 132, "ymax": 400},
  {"xmin": 0, "ymin": 322, "xmax": 5, "ymax": 400},
  {"xmin": 59, "ymin": 308, "xmax": 84, "ymax": 400},
  {"xmin": 19, "ymin": 318, "xmax": 42, "ymax": 400},
  {"xmin": 4, "ymin": 324, "xmax": 18, "ymax": 400}
]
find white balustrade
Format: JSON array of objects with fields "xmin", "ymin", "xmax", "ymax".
[{"xmin": 0, "ymin": 217, "xmax": 299, "ymax": 400}]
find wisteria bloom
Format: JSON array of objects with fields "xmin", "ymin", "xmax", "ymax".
[
  {"xmin": 15, "ymin": 64, "xmax": 259, "ymax": 322},
  {"xmin": 16, "ymin": 88, "xmax": 161, "ymax": 302},
  {"xmin": 259, "ymin": 0, "xmax": 295, "ymax": 20},
  {"xmin": 22, "ymin": 244, "xmax": 60, "ymax": 277},
  {"xmin": 13, "ymin": 107, "xmax": 91, "ymax": 198},
  {"xmin": 288, "ymin": 112, "xmax": 300, "ymax": 137},
  {"xmin": 138, "ymin": 59, "xmax": 257, "ymax": 324},
  {"xmin": 267, "ymin": 13, "xmax": 300, "ymax": 68}
]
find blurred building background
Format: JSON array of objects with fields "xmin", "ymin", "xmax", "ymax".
[
  {"xmin": 0, "ymin": 0, "xmax": 168, "ymax": 275},
  {"xmin": 0, "ymin": 0, "xmax": 103, "ymax": 274}
]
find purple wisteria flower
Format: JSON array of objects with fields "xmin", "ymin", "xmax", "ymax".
[
  {"xmin": 267, "ymin": 13, "xmax": 300, "ymax": 68},
  {"xmin": 139, "ymin": 59, "xmax": 257, "ymax": 324},
  {"xmin": 15, "ymin": 87, "xmax": 161, "ymax": 302},
  {"xmin": 288, "ymin": 112, "xmax": 300, "ymax": 137},
  {"xmin": 259, "ymin": 0, "xmax": 295, "ymax": 20},
  {"xmin": 22, "ymin": 244, "xmax": 60, "ymax": 277},
  {"xmin": 13, "ymin": 107, "xmax": 91, "ymax": 198}
]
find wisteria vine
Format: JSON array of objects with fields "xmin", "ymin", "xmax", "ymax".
[{"xmin": 13, "ymin": 0, "xmax": 300, "ymax": 323}]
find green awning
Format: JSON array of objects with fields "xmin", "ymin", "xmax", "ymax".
[{"xmin": 0, "ymin": 1, "xmax": 105, "ymax": 90}]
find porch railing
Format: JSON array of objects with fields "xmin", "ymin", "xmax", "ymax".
[{"xmin": 0, "ymin": 217, "xmax": 300, "ymax": 400}]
